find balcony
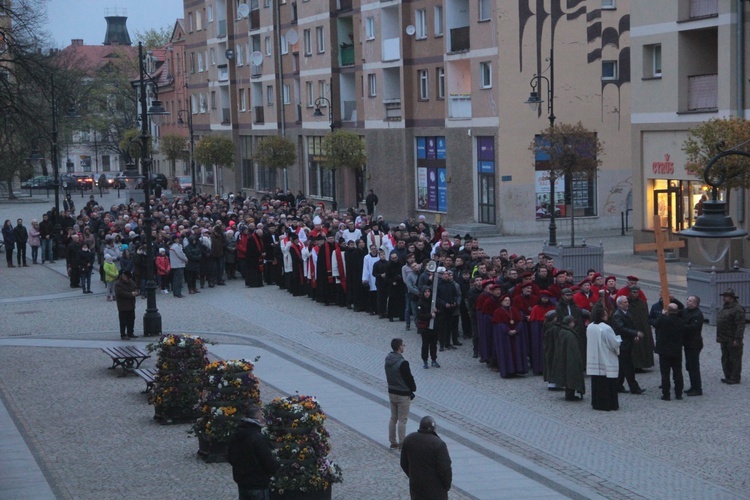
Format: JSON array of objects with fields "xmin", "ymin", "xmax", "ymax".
[
  {"xmin": 690, "ymin": 0, "xmax": 718, "ymax": 19},
  {"xmin": 448, "ymin": 94, "xmax": 471, "ymax": 118},
  {"xmin": 383, "ymin": 37, "xmax": 400, "ymax": 61},
  {"xmin": 384, "ymin": 99, "xmax": 401, "ymax": 121},
  {"xmin": 218, "ymin": 65, "xmax": 229, "ymax": 81},
  {"xmin": 222, "ymin": 107, "xmax": 231, "ymax": 124},
  {"xmin": 687, "ymin": 73, "xmax": 718, "ymax": 111},
  {"xmin": 218, "ymin": 19, "xmax": 227, "ymax": 38},
  {"xmin": 342, "ymin": 100, "xmax": 357, "ymax": 121},
  {"xmin": 340, "ymin": 44, "xmax": 354, "ymax": 66},
  {"xmin": 450, "ymin": 27, "xmax": 470, "ymax": 53},
  {"xmin": 254, "ymin": 106, "xmax": 264, "ymax": 124},
  {"xmin": 251, "ymin": 63, "xmax": 262, "ymax": 78},
  {"xmin": 249, "ymin": 9, "xmax": 260, "ymax": 30},
  {"xmin": 337, "ymin": 0, "xmax": 352, "ymax": 11}
]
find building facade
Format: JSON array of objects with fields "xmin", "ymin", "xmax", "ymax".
[
  {"xmin": 173, "ymin": 0, "xmax": 632, "ymax": 236},
  {"xmin": 631, "ymin": 0, "xmax": 749, "ymax": 263}
]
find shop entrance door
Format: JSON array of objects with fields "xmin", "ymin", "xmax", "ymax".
[
  {"xmin": 653, "ymin": 186, "xmax": 683, "ymax": 232},
  {"xmin": 478, "ymin": 173, "xmax": 496, "ymax": 224}
]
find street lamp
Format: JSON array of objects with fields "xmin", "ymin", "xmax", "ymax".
[
  {"xmin": 177, "ymin": 110, "xmax": 196, "ymax": 195},
  {"xmin": 136, "ymin": 41, "xmax": 170, "ymax": 336},
  {"xmin": 525, "ymin": 47, "xmax": 558, "ymax": 246},
  {"xmin": 313, "ymin": 96, "xmax": 337, "ymax": 210},
  {"xmin": 680, "ymin": 139, "xmax": 750, "ymax": 263}
]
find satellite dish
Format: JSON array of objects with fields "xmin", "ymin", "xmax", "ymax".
[
  {"xmin": 405, "ymin": 25, "xmax": 416, "ymax": 36},
  {"xmin": 285, "ymin": 28, "xmax": 299, "ymax": 45},
  {"xmin": 226, "ymin": 48, "xmax": 235, "ymax": 60},
  {"xmin": 237, "ymin": 3, "xmax": 250, "ymax": 18},
  {"xmin": 250, "ymin": 51, "xmax": 263, "ymax": 66}
]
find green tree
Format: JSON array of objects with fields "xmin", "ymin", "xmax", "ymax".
[
  {"xmin": 530, "ymin": 121, "xmax": 604, "ymax": 246},
  {"xmin": 683, "ymin": 117, "xmax": 750, "ymax": 190},
  {"xmin": 135, "ymin": 26, "xmax": 172, "ymax": 50},
  {"xmin": 253, "ymin": 135, "xmax": 297, "ymax": 171},
  {"xmin": 159, "ymin": 134, "xmax": 188, "ymax": 177},
  {"xmin": 195, "ymin": 135, "xmax": 235, "ymax": 169},
  {"xmin": 321, "ymin": 130, "xmax": 366, "ymax": 207}
]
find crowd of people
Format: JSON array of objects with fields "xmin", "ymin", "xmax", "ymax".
[{"xmin": 4, "ymin": 186, "xmax": 743, "ymax": 410}]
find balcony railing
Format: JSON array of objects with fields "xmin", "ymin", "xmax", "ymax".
[
  {"xmin": 222, "ymin": 107, "xmax": 231, "ymax": 124},
  {"xmin": 254, "ymin": 106, "xmax": 264, "ymax": 124},
  {"xmin": 450, "ymin": 27, "xmax": 470, "ymax": 53},
  {"xmin": 384, "ymin": 99, "xmax": 401, "ymax": 121},
  {"xmin": 448, "ymin": 94, "xmax": 471, "ymax": 118},
  {"xmin": 343, "ymin": 100, "xmax": 357, "ymax": 121},
  {"xmin": 687, "ymin": 73, "xmax": 718, "ymax": 111},
  {"xmin": 218, "ymin": 65, "xmax": 229, "ymax": 81},
  {"xmin": 690, "ymin": 0, "xmax": 718, "ymax": 19},
  {"xmin": 383, "ymin": 37, "xmax": 400, "ymax": 61},
  {"xmin": 251, "ymin": 63, "xmax": 262, "ymax": 78},
  {"xmin": 217, "ymin": 19, "xmax": 227, "ymax": 38},
  {"xmin": 337, "ymin": 0, "xmax": 352, "ymax": 11},
  {"xmin": 340, "ymin": 45, "xmax": 354, "ymax": 66}
]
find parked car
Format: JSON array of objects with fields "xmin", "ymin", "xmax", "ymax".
[
  {"xmin": 96, "ymin": 173, "xmax": 117, "ymax": 188},
  {"xmin": 176, "ymin": 176, "xmax": 192, "ymax": 192},
  {"xmin": 21, "ymin": 176, "xmax": 56, "ymax": 189},
  {"xmin": 71, "ymin": 174, "xmax": 94, "ymax": 190}
]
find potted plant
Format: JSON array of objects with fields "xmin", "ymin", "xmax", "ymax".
[
  {"xmin": 192, "ymin": 359, "xmax": 261, "ymax": 462},
  {"xmin": 147, "ymin": 333, "xmax": 209, "ymax": 424},
  {"xmin": 264, "ymin": 395, "xmax": 343, "ymax": 499}
]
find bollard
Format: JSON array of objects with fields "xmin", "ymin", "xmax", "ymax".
[{"xmin": 621, "ymin": 212, "xmax": 625, "ymax": 236}]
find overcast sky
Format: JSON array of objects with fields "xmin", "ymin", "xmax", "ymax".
[{"xmin": 45, "ymin": 0, "xmax": 184, "ymax": 48}]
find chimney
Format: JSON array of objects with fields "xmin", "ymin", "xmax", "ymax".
[
  {"xmin": 103, "ymin": 15, "xmax": 132, "ymax": 46},
  {"xmin": 71, "ymin": 39, "xmax": 84, "ymax": 46}
]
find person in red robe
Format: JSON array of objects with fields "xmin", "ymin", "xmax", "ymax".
[
  {"xmin": 529, "ymin": 291, "xmax": 556, "ymax": 375},
  {"xmin": 491, "ymin": 295, "xmax": 529, "ymax": 378}
]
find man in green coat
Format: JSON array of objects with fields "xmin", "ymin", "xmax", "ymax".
[
  {"xmin": 717, "ymin": 288, "xmax": 745, "ymax": 385},
  {"xmin": 551, "ymin": 315, "xmax": 586, "ymax": 401}
]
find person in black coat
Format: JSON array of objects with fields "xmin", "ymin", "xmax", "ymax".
[
  {"xmin": 653, "ymin": 303, "xmax": 686, "ymax": 400},
  {"xmin": 77, "ymin": 243, "xmax": 96, "ymax": 293},
  {"xmin": 2, "ymin": 219, "xmax": 15, "ymax": 267},
  {"xmin": 400, "ymin": 416, "xmax": 452, "ymax": 500},
  {"xmin": 683, "ymin": 295, "xmax": 705, "ymax": 396},
  {"xmin": 13, "ymin": 219, "xmax": 29, "ymax": 266},
  {"xmin": 227, "ymin": 406, "xmax": 279, "ymax": 499},
  {"xmin": 611, "ymin": 296, "xmax": 646, "ymax": 394}
]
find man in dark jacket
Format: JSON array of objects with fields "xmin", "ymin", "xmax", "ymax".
[
  {"xmin": 683, "ymin": 295, "xmax": 705, "ymax": 395},
  {"xmin": 400, "ymin": 416, "xmax": 452, "ymax": 500},
  {"xmin": 227, "ymin": 406, "xmax": 279, "ymax": 500},
  {"xmin": 13, "ymin": 219, "xmax": 29, "ymax": 266},
  {"xmin": 39, "ymin": 213, "xmax": 55, "ymax": 264},
  {"xmin": 716, "ymin": 288, "xmax": 745, "ymax": 385},
  {"xmin": 654, "ymin": 303, "xmax": 685, "ymax": 400},
  {"xmin": 114, "ymin": 270, "xmax": 139, "ymax": 339},
  {"xmin": 435, "ymin": 269, "xmax": 460, "ymax": 351},
  {"xmin": 611, "ymin": 296, "xmax": 646, "ymax": 394},
  {"xmin": 385, "ymin": 338, "xmax": 416, "ymax": 450}
]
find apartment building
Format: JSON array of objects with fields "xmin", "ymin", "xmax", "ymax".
[
  {"xmin": 177, "ymin": 0, "xmax": 632, "ymax": 235},
  {"xmin": 631, "ymin": 0, "xmax": 749, "ymax": 262}
]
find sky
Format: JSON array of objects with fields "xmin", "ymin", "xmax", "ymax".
[{"xmin": 45, "ymin": 0, "xmax": 184, "ymax": 48}]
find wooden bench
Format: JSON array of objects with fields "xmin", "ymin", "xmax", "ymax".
[
  {"xmin": 134, "ymin": 368, "xmax": 158, "ymax": 393},
  {"xmin": 102, "ymin": 345, "xmax": 150, "ymax": 377}
]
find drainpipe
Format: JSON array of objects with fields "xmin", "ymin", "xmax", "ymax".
[{"xmin": 276, "ymin": 0, "xmax": 286, "ymax": 139}]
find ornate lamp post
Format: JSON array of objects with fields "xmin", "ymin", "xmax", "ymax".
[
  {"xmin": 136, "ymin": 42, "xmax": 169, "ymax": 336},
  {"xmin": 177, "ymin": 110, "xmax": 196, "ymax": 195},
  {"xmin": 313, "ymin": 97, "xmax": 337, "ymax": 210},
  {"xmin": 524, "ymin": 47, "xmax": 558, "ymax": 245},
  {"xmin": 680, "ymin": 139, "xmax": 750, "ymax": 263}
]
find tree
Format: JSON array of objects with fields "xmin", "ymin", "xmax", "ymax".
[
  {"xmin": 321, "ymin": 130, "xmax": 366, "ymax": 208},
  {"xmin": 683, "ymin": 117, "xmax": 750, "ymax": 191},
  {"xmin": 253, "ymin": 135, "xmax": 296, "ymax": 171},
  {"xmin": 135, "ymin": 26, "xmax": 172, "ymax": 50},
  {"xmin": 159, "ymin": 134, "xmax": 188, "ymax": 177},
  {"xmin": 194, "ymin": 135, "xmax": 235, "ymax": 169},
  {"xmin": 119, "ymin": 128, "xmax": 151, "ymax": 167},
  {"xmin": 530, "ymin": 121, "xmax": 604, "ymax": 246}
]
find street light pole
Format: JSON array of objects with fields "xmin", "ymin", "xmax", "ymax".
[
  {"xmin": 525, "ymin": 47, "xmax": 557, "ymax": 245},
  {"xmin": 178, "ymin": 110, "xmax": 196, "ymax": 195},
  {"xmin": 313, "ymin": 97, "xmax": 336, "ymax": 209}
]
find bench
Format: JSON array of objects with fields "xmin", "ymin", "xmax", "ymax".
[
  {"xmin": 102, "ymin": 345, "xmax": 150, "ymax": 377},
  {"xmin": 134, "ymin": 367, "xmax": 158, "ymax": 393}
]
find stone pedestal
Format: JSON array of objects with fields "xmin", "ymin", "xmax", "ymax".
[
  {"xmin": 686, "ymin": 265, "xmax": 750, "ymax": 325},
  {"xmin": 542, "ymin": 242, "xmax": 604, "ymax": 280}
]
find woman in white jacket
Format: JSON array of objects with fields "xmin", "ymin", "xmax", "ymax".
[{"xmin": 586, "ymin": 305, "xmax": 621, "ymax": 411}]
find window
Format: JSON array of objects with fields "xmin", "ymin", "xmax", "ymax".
[
  {"xmin": 479, "ymin": 0, "xmax": 490, "ymax": 21},
  {"xmin": 418, "ymin": 70, "xmax": 429, "ymax": 100},
  {"xmin": 210, "ymin": 48, "xmax": 216, "ymax": 65},
  {"xmin": 437, "ymin": 67, "xmax": 445, "ymax": 99},
  {"xmin": 264, "ymin": 0, "xmax": 270, "ymax": 7},
  {"xmin": 316, "ymin": 26, "xmax": 325, "ymax": 53},
  {"xmin": 198, "ymin": 52, "xmax": 204, "ymax": 72},
  {"xmin": 210, "ymin": 91, "xmax": 217, "ymax": 110},
  {"xmin": 434, "ymin": 6, "xmax": 444, "ymax": 36},
  {"xmin": 648, "ymin": 44, "xmax": 662, "ymax": 77},
  {"xmin": 191, "ymin": 95, "xmax": 197, "ymax": 113},
  {"xmin": 236, "ymin": 44, "xmax": 244, "ymax": 66},
  {"xmin": 480, "ymin": 62, "xmax": 492, "ymax": 88},
  {"xmin": 318, "ymin": 80, "xmax": 328, "ymax": 100},
  {"xmin": 602, "ymin": 60, "xmax": 618, "ymax": 80},
  {"xmin": 281, "ymin": 33, "xmax": 288, "ymax": 55},
  {"xmin": 196, "ymin": 10, "xmax": 203, "ymax": 30},
  {"xmin": 199, "ymin": 93, "xmax": 207, "ymax": 113},
  {"xmin": 307, "ymin": 136, "xmax": 334, "ymax": 198},
  {"xmin": 239, "ymin": 89, "xmax": 247, "ymax": 111},
  {"xmin": 415, "ymin": 9, "xmax": 427, "ymax": 39},
  {"xmin": 303, "ymin": 29, "xmax": 312, "ymax": 55},
  {"xmin": 266, "ymin": 85, "xmax": 274, "ymax": 105},
  {"xmin": 306, "ymin": 81, "xmax": 314, "ymax": 106},
  {"xmin": 367, "ymin": 74, "xmax": 377, "ymax": 97},
  {"xmin": 366, "ymin": 17, "xmax": 375, "ymax": 40},
  {"xmin": 291, "ymin": 1, "xmax": 297, "ymax": 22},
  {"xmin": 265, "ymin": 36, "xmax": 272, "ymax": 56},
  {"xmin": 283, "ymin": 84, "xmax": 290, "ymax": 104},
  {"xmin": 601, "ymin": 0, "xmax": 615, "ymax": 9},
  {"xmin": 207, "ymin": 4, "xmax": 214, "ymax": 22},
  {"xmin": 188, "ymin": 12, "xmax": 193, "ymax": 32},
  {"xmin": 190, "ymin": 52, "xmax": 195, "ymax": 73}
]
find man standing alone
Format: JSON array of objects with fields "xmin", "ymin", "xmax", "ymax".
[
  {"xmin": 385, "ymin": 338, "xmax": 416, "ymax": 450},
  {"xmin": 227, "ymin": 406, "xmax": 279, "ymax": 500},
  {"xmin": 13, "ymin": 219, "xmax": 28, "ymax": 266},
  {"xmin": 717, "ymin": 288, "xmax": 745, "ymax": 385},
  {"xmin": 400, "ymin": 416, "xmax": 452, "ymax": 500},
  {"xmin": 683, "ymin": 295, "xmax": 704, "ymax": 396}
]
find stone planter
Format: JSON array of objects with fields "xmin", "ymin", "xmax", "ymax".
[
  {"xmin": 270, "ymin": 486, "xmax": 332, "ymax": 500},
  {"xmin": 686, "ymin": 265, "xmax": 750, "ymax": 325},
  {"xmin": 153, "ymin": 405, "xmax": 199, "ymax": 424},
  {"xmin": 542, "ymin": 242, "xmax": 604, "ymax": 280}
]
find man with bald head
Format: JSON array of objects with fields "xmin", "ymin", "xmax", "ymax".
[{"xmin": 400, "ymin": 416, "xmax": 452, "ymax": 500}]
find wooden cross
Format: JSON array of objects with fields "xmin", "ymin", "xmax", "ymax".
[{"xmin": 634, "ymin": 214, "xmax": 686, "ymax": 308}]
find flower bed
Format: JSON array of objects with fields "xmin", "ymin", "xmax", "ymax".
[
  {"xmin": 147, "ymin": 334, "xmax": 208, "ymax": 424},
  {"xmin": 193, "ymin": 359, "xmax": 261, "ymax": 462},
  {"xmin": 265, "ymin": 395, "xmax": 342, "ymax": 497}
]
